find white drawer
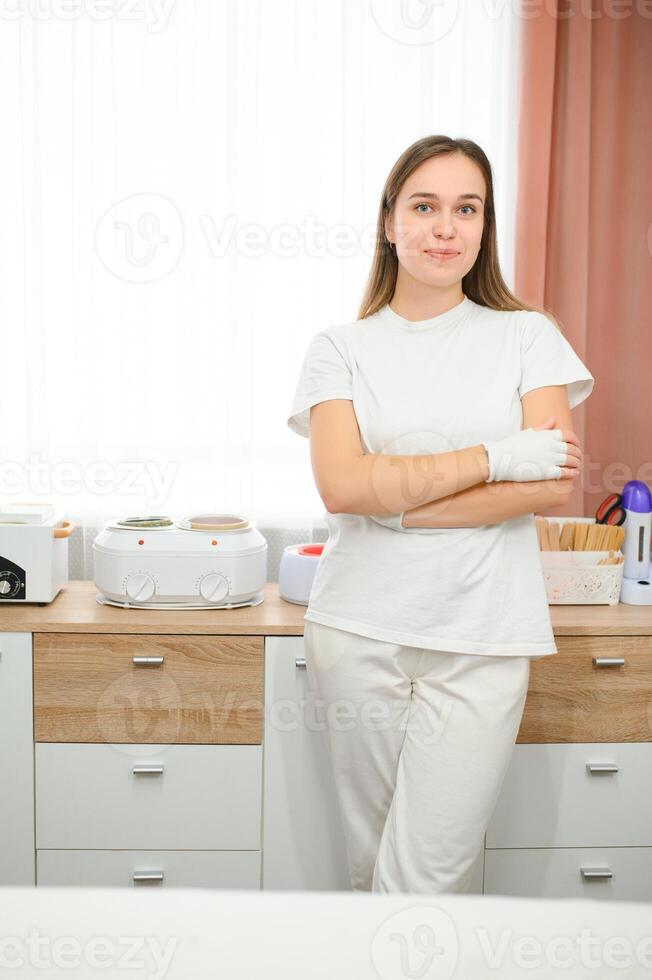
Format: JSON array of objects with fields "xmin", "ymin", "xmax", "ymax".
[
  {"xmin": 37, "ymin": 849, "xmax": 260, "ymax": 888},
  {"xmin": 36, "ymin": 743, "xmax": 262, "ymax": 850},
  {"xmin": 484, "ymin": 846, "xmax": 652, "ymax": 901},
  {"xmin": 486, "ymin": 743, "xmax": 652, "ymax": 848}
]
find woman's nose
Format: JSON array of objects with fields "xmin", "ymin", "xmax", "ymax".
[{"xmin": 430, "ymin": 214, "xmax": 455, "ymax": 236}]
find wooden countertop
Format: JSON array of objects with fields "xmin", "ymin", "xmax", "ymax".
[{"xmin": 0, "ymin": 581, "xmax": 651, "ymax": 635}]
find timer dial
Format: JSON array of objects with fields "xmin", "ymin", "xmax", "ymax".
[
  {"xmin": 124, "ymin": 572, "xmax": 156, "ymax": 602},
  {"xmin": 0, "ymin": 571, "xmax": 21, "ymax": 598},
  {"xmin": 198, "ymin": 572, "xmax": 229, "ymax": 603}
]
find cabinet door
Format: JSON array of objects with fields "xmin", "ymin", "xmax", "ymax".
[
  {"xmin": 484, "ymin": 846, "xmax": 652, "ymax": 901},
  {"xmin": 36, "ymin": 743, "xmax": 262, "ymax": 850},
  {"xmin": 37, "ymin": 849, "xmax": 260, "ymax": 889},
  {"xmin": 34, "ymin": 633, "xmax": 263, "ymax": 744},
  {"xmin": 0, "ymin": 633, "xmax": 35, "ymax": 884},
  {"xmin": 262, "ymin": 636, "xmax": 350, "ymax": 890},
  {"xmin": 518, "ymin": 636, "xmax": 652, "ymax": 742},
  {"xmin": 486, "ymin": 742, "xmax": 652, "ymax": 848}
]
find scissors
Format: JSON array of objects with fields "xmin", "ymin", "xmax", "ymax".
[{"xmin": 595, "ymin": 492, "xmax": 626, "ymax": 526}]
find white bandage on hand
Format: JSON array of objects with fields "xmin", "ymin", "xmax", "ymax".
[{"xmin": 483, "ymin": 428, "xmax": 569, "ymax": 483}]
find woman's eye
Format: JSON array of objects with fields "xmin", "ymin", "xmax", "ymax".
[{"xmin": 414, "ymin": 203, "xmax": 476, "ymax": 214}]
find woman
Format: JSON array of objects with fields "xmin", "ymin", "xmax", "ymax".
[{"xmin": 286, "ymin": 135, "xmax": 594, "ymax": 894}]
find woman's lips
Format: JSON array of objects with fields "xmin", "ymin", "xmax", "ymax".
[{"xmin": 425, "ymin": 249, "xmax": 460, "ymax": 261}]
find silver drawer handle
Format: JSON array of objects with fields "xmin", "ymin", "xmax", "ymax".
[
  {"xmin": 132, "ymin": 765, "xmax": 164, "ymax": 776},
  {"xmin": 133, "ymin": 871, "xmax": 164, "ymax": 884},
  {"xmin": 581, "ymin": 867, "xmax": 613, "ymax": 880},
  {"xmin": 295, "ymin": 657, "xmax": 307, "ymax": 668},
  {"xmin": 592, "ymin": 657, "xmax": 625, "ymax": 667},
  {"xmin": 587, "ymin": 763, "xmax": 619, "ymax": 774},
  {"xmin": 132, "ymin": 655, "xmax": 165, "ymax": 666}
]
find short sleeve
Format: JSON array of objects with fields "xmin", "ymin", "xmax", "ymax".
[
  {"xmin": 287, "ymin": 330, "xmax": 353, "ymax": 438},
  {"xmin": 519, "ymin": 311, "xmax": 594, "ymax": 409}
]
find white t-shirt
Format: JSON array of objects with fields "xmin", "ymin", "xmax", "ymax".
[{"xmin": 287, "ymin": 294, "xmax": 594, "ymax": 658}]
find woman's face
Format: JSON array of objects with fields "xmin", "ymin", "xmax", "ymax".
[{"xmin": 385, "ymin": 152, "xmax": 486, "ymax": 286}]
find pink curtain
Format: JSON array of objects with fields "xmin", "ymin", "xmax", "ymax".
[{"xmin": 514, "ymin": 0, "xmax": 652, "ymax": 519}]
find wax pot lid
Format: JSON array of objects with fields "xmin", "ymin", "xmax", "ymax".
[
  {"xmin": 116, "ymin": 516, "xmax": 174, "ymax": 528},
  {"xmin": 297, "ymin": 544, "xmax": 324, "ymax": 557},
  {"xmin": 177, "ymin": 513, "xmax": 250, "ymax": 531}
]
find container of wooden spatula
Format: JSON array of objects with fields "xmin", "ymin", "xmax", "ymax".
[{"xmin": 534, "ymin": 516, "xmax": 625, "ymax": 604}]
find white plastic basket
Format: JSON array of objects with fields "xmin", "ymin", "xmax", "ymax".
[{"xmin": 538, "ymin": 517, "xmax": 624, "ymax": 605}]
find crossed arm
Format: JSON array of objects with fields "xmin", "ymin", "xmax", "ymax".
[{"xmin": 400, "ymin": 386, "xmax": 578, "ymax": 528}]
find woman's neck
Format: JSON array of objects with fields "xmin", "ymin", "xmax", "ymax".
[{"xmin": 389, "ymin": 278, "xmax": 464, "ymax": 321}]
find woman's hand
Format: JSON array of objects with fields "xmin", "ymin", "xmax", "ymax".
[
  {"xmin": 483, "ymin": 416, "xmax": 582, "ymax": 482},
  {"xmin": 532, "ymin": 415, "xmax": 582, "ymax": 482}
]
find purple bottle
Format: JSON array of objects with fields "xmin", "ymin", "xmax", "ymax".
[{"xmin": 622, "ymin": 481, "xmax": 652, "ymax": 582}]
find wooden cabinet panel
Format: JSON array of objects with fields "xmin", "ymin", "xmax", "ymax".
[
  {"xmin": 518, "ymin": 636, "xmax": 652, "ymax": 743},
  {"xmin": 34, "ymin": 633, "xmax": 263, "ymax": 743}
]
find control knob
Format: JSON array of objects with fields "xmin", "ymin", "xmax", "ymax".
[
  {"xmin": 199, "ymin": 572, "xmax": 229, "ymax": 603},
  {"xmin": 125, "ymin": 573, "xmax": 156, "ymax": 602},
  {"xmin": 0, "ymin": 571, "xmax": 21, "ymax": 598}
]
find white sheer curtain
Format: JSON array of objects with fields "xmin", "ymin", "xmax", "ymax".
[{"xmin": 0, "ymin": 0, "xmax": 520, "ymax": 532}]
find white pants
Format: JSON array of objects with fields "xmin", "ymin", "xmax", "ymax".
[{"xmin": 303, "ymin": 620, "xmax": 531, "ymax": 895}]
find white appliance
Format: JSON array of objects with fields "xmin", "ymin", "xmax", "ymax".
[
  {"xmin": 278, "ymin": 542, "xmax": 325, "ymax": 605},
  {"xmin": 0, "ymin": 502, "xmax": 74, "ymax": 603},
  {"xmin": 92, "ymin": 513, "xmax": 267, "ymax": 608}
]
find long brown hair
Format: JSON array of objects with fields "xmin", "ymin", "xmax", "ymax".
[{"xmin": 357, "ymin": 135, "xmax": 559, "ymax": 329}]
